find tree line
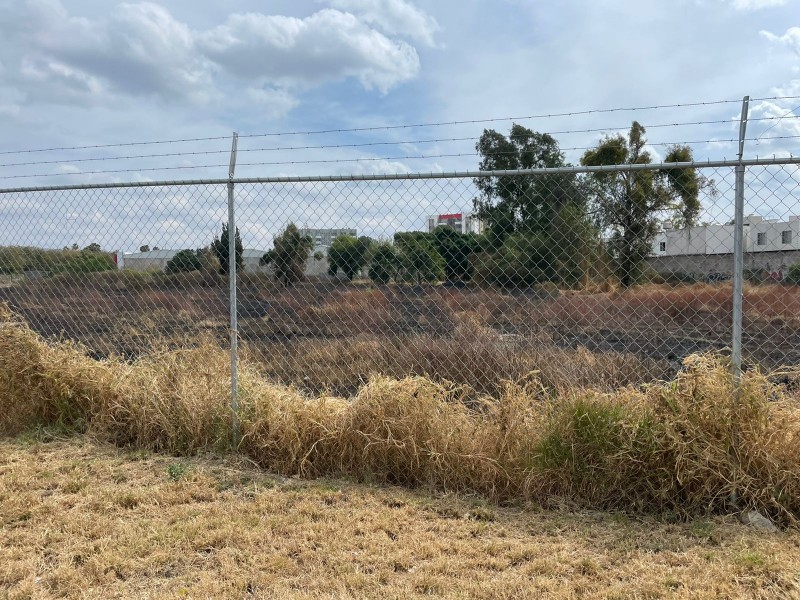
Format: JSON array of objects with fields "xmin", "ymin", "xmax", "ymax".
[
  {"xmin": 315, "ymin": 120, "xmax": 709, "ymax": 289},
  {"xmin": 165, "ymin": 120, "xmax": 709, "ymax": 289}
]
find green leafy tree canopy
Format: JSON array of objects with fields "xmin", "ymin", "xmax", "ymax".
[
  {"xmin": 328, "ymin": 235, "xmax": 372, "ymax": 280},
  {"xmin": 431, "ymin": 226, "xmax": 482, "ymax": 281},
  {"xmin": 165, "ymin": 249, "xmax": 202, "ymax": 274},
  {"xmin": 581, "ymin": 121, "xmax": 706, "ymax": 287},
  {"xmin": 473, "ymin": 124, "xmax": 596, "ymax": 287},
  {"xmin": 268, "ymin": 223, "xmax": 313, "ymax": 286},
  {"xmin": 474, "ymin": 124, "xmax": 586, "ymax": 242},
  {"xmin": 368, "ymin": 241, "xmax": 398, "ymax": 284},
  {"xmin": 210, "ymin": 222, "xmax": 243, "ymax": 275},
  {"xmin": 394, "ymin": 232, "xmax": 444, "ymax": 284}
]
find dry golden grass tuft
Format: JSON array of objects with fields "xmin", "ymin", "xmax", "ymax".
[
  {"xmin": 3, "ymin": 303, "xmax": 800, "ymax": 526},
  {"xmin": 2, "ymin": 436, "xmax": 800, "ymax": 599}
]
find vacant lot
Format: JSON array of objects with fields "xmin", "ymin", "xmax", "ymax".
[
  {"xmin": 1, "ymin": 272, "xmax": 799, "ymax": 395},
  {"xmin": 2, "ymin": 435, "xmax": 799, "ymax": 600}
]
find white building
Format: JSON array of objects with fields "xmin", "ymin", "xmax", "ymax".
[
  {"xmin": 650, "ymin": 215, "xmax": 800, "ymax": 257},
  {"xmin": 750, "ymin": 217, "xmax": 799, "ymax": 253},
  {"xmin": 120, "ymin": 248, "xmax": 272, "ymax": 272},
  {"xmin": 427, "ymin": 212, "xmax": 484, "ymax": 234},
  {"xmin": 299, "ymin": 228, "xmax": 357, "ymax": 253},
  {"xmin": 117, "ymin": 249, "xmax": 180, "ymax": 271},
  {"xmin": 118, "ymin": 248, "xmax": 330, "ymax": 277}
]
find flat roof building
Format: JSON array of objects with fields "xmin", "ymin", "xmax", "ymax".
[
  {"xmin": 427, "ymin": 212, "xmax": 484, "ymax": 234},
  {"xmin": 300, "ymin": 228, "xmax": 357, "ymax": 252}
]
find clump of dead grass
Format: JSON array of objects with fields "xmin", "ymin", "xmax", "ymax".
[{"xmin": 2, "ymin": 303, "xmax": 800, "ymax": 525}]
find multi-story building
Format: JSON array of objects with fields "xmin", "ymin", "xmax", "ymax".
[
  {"xmin": 300, "ymin": 228, "xmax": 357, "ymax": 252},
  {"xmin": 426, "ymin": 212, "xmax": 484, "ymax": 234}
]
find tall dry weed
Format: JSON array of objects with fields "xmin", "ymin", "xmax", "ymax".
[{"xmin": 2, "ymin": 304, "xmax": 800, "ymax": 524}]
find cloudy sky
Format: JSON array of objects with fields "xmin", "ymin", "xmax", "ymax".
[{"xmin": 0, "ymin": 0, "xmax": 799, "ymax": 250}]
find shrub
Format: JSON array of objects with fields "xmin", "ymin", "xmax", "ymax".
[
  {"xmin": 744, "ymin": 268, "xmax": 766, "ymax": 285},
  {"xmin": 268, "ymin": 224, "xmax": 313, "ymax": 286},
  {"xmin": 472, "ymin": 233, "xmax": 555, "ymax": 288},
  {"xmin": 664, "ymin": 271, "xmax": 700, "ymax": 285},
  {"xmin": 368, "ymin": 242, "xmax": 397, "ymax": 284},
  {"xmin": 786, "ymin": 263, "xmax": 800, "ymax": 285},
  {"xmin": 328, "ymin": 235, "xmax": 372, "ymax": 279},
  {"xmin": 165, "ymin": 249, "xmax": 202, "ymax": 274},
  {"xmin": 0, "ymin": 246, "xmax": 116, "ymax": 276},
  {"xmin": 3, "ymin": 310, "xmax": 800, "ymax": 526}
]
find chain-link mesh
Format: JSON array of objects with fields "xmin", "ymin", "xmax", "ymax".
[
  {"xmin": 0, "ymin": 184, "xmax": 231, "ymax": 359},
  {"xmin": 1, "ymin": 162, "xmax": 799, "ymax": 399},
  {"xmin": 741, "ymin": 165, "xmax": 800, "ymax": 368}
]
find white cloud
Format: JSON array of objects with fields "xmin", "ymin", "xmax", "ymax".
[
  {"xmin": 1, "ymin": 0, "xmax": 423, "ymax": 111},
  {"xmin": 340, "ymin": 157, "xmax": 413, "ymax": 175},
  {"xmin": 731, "ymin": 0, "xmax": 790, "ymax": 9},
  {"xmin": 760, "ymin": 26, "xmax": 800, "ymax": 56},
  {"xmin": 198, "ymin": 9, "xmax": 420, "ymax": 93},
  {"xmin": 245, "ymin": 87, "xmax": 300, "ymax": 119},
  {"xmin": 9, "ymin": 1, "xmax": 216, "ymax": 104},
  {"xmin": 326, "ymin": 0, "xmax": 440, "ymax": 47}
]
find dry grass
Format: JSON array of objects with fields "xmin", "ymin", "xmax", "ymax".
[
  {"xmin": 6, "ymin": 276, "xmax": 800, "ymax": 378},
  {"xmin": 246, "ymin": 319, "xmax": 670, "ymax": 397},
  {"xmin": 3, "ymin": 303, "xmax": 800, "ymax": 528},
  {"xmin": 2, "ymin": 436, "xmax": 800, "ymax": 599}
]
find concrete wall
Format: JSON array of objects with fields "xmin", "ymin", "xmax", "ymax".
[
  {"xmin": 123, "ymin": 257, "xmax": 173, "ymax": 271},
  {"xmin": 705, "ymin": 224, "xmax": 743, "ymax": 254},
  {"xmin": 665, "ymin": 226, "xmax": 706, "ymax": 256},
  {"xmin": 648, "ymin": 249, "xmax": 800, "ymax": 279}
]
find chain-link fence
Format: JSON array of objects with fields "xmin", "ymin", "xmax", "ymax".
[{"xmin": 1, "ymin": 158, "xmax": 799, "ymax": 412}]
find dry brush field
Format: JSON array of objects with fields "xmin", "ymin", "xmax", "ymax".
[
  {"xmin": 4, "ymin": 276, "xmax": 800, "ymax": 598},
  {"xmin": 3, "ymin": 272, "xmax": 800, "ymax": 397}
]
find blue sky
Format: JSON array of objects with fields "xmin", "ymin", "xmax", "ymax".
[{"xmin": 0, "ymin": 0, "xmax": 798, "ymax": 250}]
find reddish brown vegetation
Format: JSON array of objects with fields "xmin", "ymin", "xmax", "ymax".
[{"xmin": 2, "ymin": 273, "xmax": 799, "ymax": 394}]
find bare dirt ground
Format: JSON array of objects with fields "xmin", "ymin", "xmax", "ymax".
[{"xmin": 2, "ymin": 434, "xmax": 799, "ymax": 600}]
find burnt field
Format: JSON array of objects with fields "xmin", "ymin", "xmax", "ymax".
[{"xmin": 2, "ymin": 270, "xmax": 799, "ymax": 396}]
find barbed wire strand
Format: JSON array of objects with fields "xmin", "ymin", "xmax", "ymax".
[
  {"xmin": 3, "ymin": 139, "xmax": 799, "ymax": 181},
  {"xmin": 3, "ymin": 119, "xmax": 799, "ymax": 169},
  {"xmin": 754, "ymin": 102, "xmax": 800, "ymax": 143},
  {"xmin": 3, "ymin": 97, "xmax": 793, "ymax": 157}
]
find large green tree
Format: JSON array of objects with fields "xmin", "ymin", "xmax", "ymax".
[
  {"xmin": 262, "ymin": 223, "xmax": 313, "ymax": 286},
  {"xmin": 581, "ymin": 122, "xmax": 704, "ymax": 287},
  {"xmin": 211, "ymin": 222, "xmax": 243, "ymax": 275},
  {"xmin": 327, "ymin": 235, "xmax": 373, "ymax": 280},
  {"xmin": 431, "ymin": 226, "xmax": 482, "ymax": 281},
  {"xmin": 474, "ymin": 124, "xmax": 586, "ymax": 240},
  {"xmin": 473, "ymin": 124, "xmax": 596, "ymax": 287},
  {"xmin": 368, "ymin": 242, "xmax": 398, "ymax": 284},
  {"xmin": 394, "ymin": 232, "xmax": 444, "ymax": 284}
]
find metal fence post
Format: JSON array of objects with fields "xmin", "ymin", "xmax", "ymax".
[
  {"xmin": 227, "ymin": 132, "xmax": 240, "ymax": 447},
  {"xmin": 732, "ymin": 96, "xmax": 750, "ymax": 388}
]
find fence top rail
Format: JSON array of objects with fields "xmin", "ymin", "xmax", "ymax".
[{"xmin": 0, "ymin": 155, "xmax": 797, "ymax": 194}]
